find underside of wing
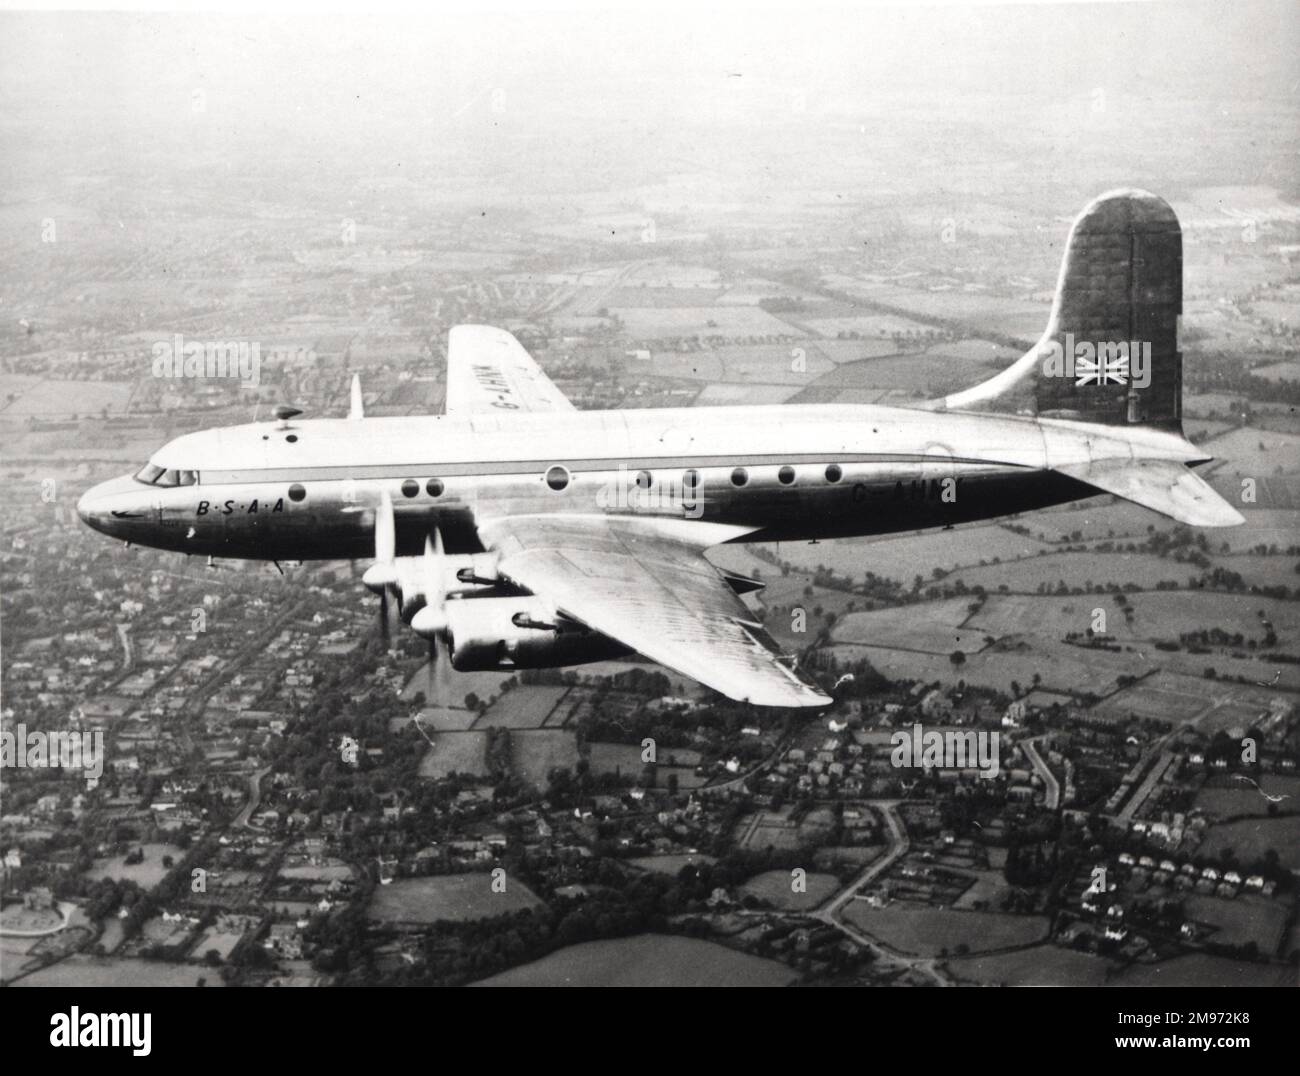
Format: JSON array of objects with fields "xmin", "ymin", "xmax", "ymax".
[
  {"xmin": 478, "ymin": 515, "xmax": 832, "ymax": 708},
  {"xmin": 445, "ymin": 324, "xmax": 576, "ymax": 415},
  {"xmin": 1055, "ymin": 457, "xmax": 1244, "ymax": 528}
]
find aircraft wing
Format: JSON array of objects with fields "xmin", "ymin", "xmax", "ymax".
[
  {"xmin": 477, "ymin": 515, "xmax": 833, "ymax": 708},
  {"xmin": 445, "ymin": 325, "xmax": 576, "ymax": 415}
]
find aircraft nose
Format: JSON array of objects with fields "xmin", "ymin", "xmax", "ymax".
[{"xmin": 77, "ymin": 475, "xmax": 146, "ymax": 535}]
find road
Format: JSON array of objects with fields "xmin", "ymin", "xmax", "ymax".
[
  {"xmin": 810, "ymin": 800, "xmax": 952, "ymax": 987},
  {"xmin": 233, "ymin": 766, "xmax": 272, "ymax": 829},
  {"xmin": 1021, "ymin": 736, "xmax": 1061, "ymax": 810}
]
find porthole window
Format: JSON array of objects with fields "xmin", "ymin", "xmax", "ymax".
[
  {"xmin": 546, "ymin": 465, "xmax": 570, "ymax": 492},
  {"xmin": 825, "ymin": 463, "xmax": 843, "ymax": 483},
  {"xmin": 683, "ymin": 469, "xmax": 700, "ymax": 489},
  {"xmin": 426, "ymin": 478, "xmax": 444, "ymax": 498},
  {"xmin": 730, "ymin": 467, "xmax": 748, "ymax": 487},
  {"xmin": 636, "ymin": 470, "xmax": 653, "ymax": 490},
  {"xmin": 288, "ymin": 483, "xmax": 306, "ymax": 502},
  {"xmin": 778, "ymin": 465, "xmax": 796, "ymax": 486},
  {"xmin": 286, "ymin": 434, "xmax": 298, "ymax": 443},
  {"xmin": 401, "ymin": 479, "xmax": 419, "ymax": 498}
]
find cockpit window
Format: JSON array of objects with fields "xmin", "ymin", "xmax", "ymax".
[{"xmin": 134, "ymin": 464, "xmax": 198, "ymax": 487}]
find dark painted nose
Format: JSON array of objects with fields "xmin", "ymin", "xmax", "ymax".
[{"xmin": 77, "ymin": 475, "xmax": 147, "ymax": 537}]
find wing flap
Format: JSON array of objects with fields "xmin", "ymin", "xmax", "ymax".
[
  {"xmin": 479, "ymin": 515, "xmax": 832, "ymax": 708},
  {"xmin": 1055, "ymin": 457, "xmax": 1244, "ymax": 528},
  {"xmin": 445, "ymin": 325, "xmax": 575, "ymax": 415}
]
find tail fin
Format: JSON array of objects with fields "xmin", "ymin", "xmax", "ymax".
[{"xmin": 937, "ymin": 189, "xmax": 1183, "ymax": 431}]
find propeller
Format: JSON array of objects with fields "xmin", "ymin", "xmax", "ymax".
[
  {"xmin": 361, "ymin": 491, "xmax": 400, "ymax": 651},
  {"xmin": 411, "ymin": 527, "xmax": 452, "ymax": 706}
]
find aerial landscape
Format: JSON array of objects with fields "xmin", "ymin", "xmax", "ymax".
[{"xmin": 2, "ymin": 3, "xmax": 1298, "ymax": 991}]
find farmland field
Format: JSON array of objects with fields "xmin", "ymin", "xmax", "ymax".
[
  {"xmin": 469, "ymin": 934, "xmax": 797, "ymax": 987},
  {"xmin": 949, "ymin": 551, "xmax": 1199, "ymax": 593},
  {"xmin": 611, "ymin": 306, "xmax": 802, "ymax": 339},
  {"xmin": 842, "ymin": 904, "xmax": 1048, "ymax": 955},
  {"xmin": 365, "ymin": 874, "xmax": 544, "ymax": 924},
  {"xmin": 765, "ymin": 526, "xmax": 1051, "ymax": 582}
]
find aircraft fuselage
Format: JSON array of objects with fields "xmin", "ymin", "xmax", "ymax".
[{"xmin": 77, "ymin": 400, "xmax": 1208, "ymax": 560}]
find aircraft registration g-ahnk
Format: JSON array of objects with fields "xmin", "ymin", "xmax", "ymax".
[{"xmin": 78, "ymin": 190, "xmax": 1243, "ymax": 709}]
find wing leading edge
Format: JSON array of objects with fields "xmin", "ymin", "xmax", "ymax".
[
  {"xmin": 477, "ymin": 515, "xmax": 833, "ymax": 709},
  {"xmin": 445, "ymin": 325, "xmax": 576, "ymax": 415}
]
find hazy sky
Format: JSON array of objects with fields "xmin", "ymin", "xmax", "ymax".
[{"xmin": 3, "ymin": 3, "xmax": 1296, "ymax": 142}]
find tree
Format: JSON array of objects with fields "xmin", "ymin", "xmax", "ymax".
[{"xmin": 949, "ymin": 650, "xmax": 966, "ymax": 668}]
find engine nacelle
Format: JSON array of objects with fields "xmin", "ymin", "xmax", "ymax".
[
  {"xmin": 393, "ymin": 552, "xmax": 498, "ymax": 617},
  {"xmin": 442, "ymin": 596, "xmax": 631, "ymax": 671}
]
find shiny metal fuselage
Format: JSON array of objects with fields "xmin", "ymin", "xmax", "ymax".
[{"xmin": 77, "ymin": 401, "xmax": 1205, "ymax": 559}]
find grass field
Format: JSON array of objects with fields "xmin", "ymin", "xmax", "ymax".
[
  {"xmin": 832, "ymin": 597, "xmax": 982, "ymax": 654},
  {"xmin": 417, "ymin": 731, "xmax": 487, "ymax": 779},
  {"xmin": 842, "ymin": 904, "xmax": 1048, "ymax": 956},
  {"xmin": 628, "ymin": 854, "xmax": 716, "ymax": 875},
  {"xmin": 1185, "ymin": 894, "xmax": 1289, "ymax": 953},
  {"xmin": 739, "ymin": 870, "xmax": 839, "ymax": 910},
  {"xmin": 1198, "ymin": 816, "xmax": 1300, "ymax": 870},
  {"xmin": 475, "ymin": 686, "xmax": 570, "ymax": 730},
  {"xmin": 11, "ymin": 955, "xmax": 221, "ymax": 987},
  {"xmin": 946, "ymin": 944, "xmax": 1114, "ymax": 986},
  {"xmin": 510, "ymin": 729, "xmax": 580, "ymax": 788},
  {"xmin": 1193, "ymin": 775, "xmax": 1300, "ymax": 817},
  {"xmin": 469, "ymin": 934, "xmax": 797, "ymax": 987},
  {"xmin": 1114, "ymin": 954, "xmax": 1294, "ymax": 987},
  {"xmin": 82, "ymin": 843, "xmax": 177, "ymax": 889},
  {"xmin": 365, "ymin": 874, "xmax": 544, "ymax": 924}
]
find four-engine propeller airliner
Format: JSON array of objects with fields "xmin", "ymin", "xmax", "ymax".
[{"xmin": 78, "ymin": 190, "xmax": 1243, "ymax": 708}]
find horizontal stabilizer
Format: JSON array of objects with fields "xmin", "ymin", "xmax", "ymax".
[{"xmin": 1055, "ymin": 458, "xmax": 1244, "ymax": 528}]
